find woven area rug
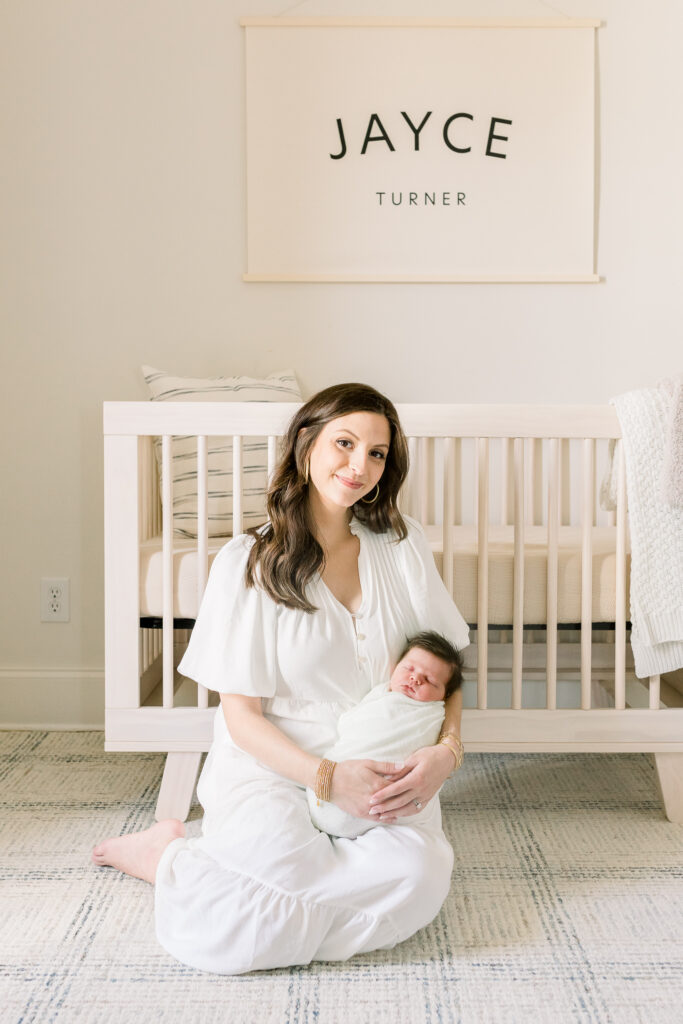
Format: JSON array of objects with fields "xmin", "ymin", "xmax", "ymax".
[{"xmin": 1, "ymin": 731, "xmax": 681, "ymax": 1024}]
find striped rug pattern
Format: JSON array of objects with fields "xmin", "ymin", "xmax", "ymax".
[{"xmin": 1, "ymin": 731, "xmax": 681, "ymax": 1024}]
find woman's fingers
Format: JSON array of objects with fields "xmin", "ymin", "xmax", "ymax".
[
  {"xmin": 369, "ymin": 793, "xmax": 420, "ymax": 816},
  {"xmin": 331, "ymin": 759, "xmax": 409, "ymax": 817},
  {"xmin": 373, "ymin": 797, "xmax": 422, "ymax": 822},
  {"xmin": 368, "ymin": 769, "xmax": 416, "ymax": 805},
  {"xmin": 366, "ymin": 760, "xmax": 409, "ymax": 778}
]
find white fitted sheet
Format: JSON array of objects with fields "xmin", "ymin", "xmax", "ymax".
[{"xmin": 139, "ymin": 525, "xmax": 630, "ymax": 624}]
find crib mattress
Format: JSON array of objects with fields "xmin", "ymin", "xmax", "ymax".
[
  {"xmin": 424, "ymin": 525, "xmax": 630, "ymax": 625},
  {"xmin": 139, "ymin": 525, "xmax": 630, "ymax": 625}
]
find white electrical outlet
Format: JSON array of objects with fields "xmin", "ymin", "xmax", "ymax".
[{"xmin": 41, "ymin": 578, "xmax": 70, "ymax": 622}]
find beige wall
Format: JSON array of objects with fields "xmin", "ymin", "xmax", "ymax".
[{"xmin": 1, "ymin": 0, "xmax": 681, "ymax": 725}]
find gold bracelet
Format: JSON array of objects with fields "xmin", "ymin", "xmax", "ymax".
[
  {"xmin": 438, "ymin": 729, "xmax": 464, "ymax": 750},
  {"xmin": 314, "ymin": 758, "xmax": 337, "ymax": 804},
  {"xmin": 446, "ymin": 733, "xmax": 465, "ymax": 764},
  {"xmin": 438, "ymin": 735, "xmax": 464, "ymax": 772}
]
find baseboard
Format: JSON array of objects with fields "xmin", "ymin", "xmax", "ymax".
[{"xmin": 0, "ymin": 668, "xmax": 104, "ymax": 729}]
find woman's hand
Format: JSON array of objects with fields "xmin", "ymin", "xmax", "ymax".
[
  {"xmin": 366, "ymin": 743, "xmax": 455, "ymax": 823},
  {"xmin": 329, "ymin": 759, "xmax": 408, "ymax": 819}
]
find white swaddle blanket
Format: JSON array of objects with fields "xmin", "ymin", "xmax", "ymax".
[{"xmin": 307, "ymin": 682, "xmax": 445, "ymax": 838}]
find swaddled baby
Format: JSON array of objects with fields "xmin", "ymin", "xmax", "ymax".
[{"xmin": 307, "ymin": 631, "xmax": 464, "ymax": 838}]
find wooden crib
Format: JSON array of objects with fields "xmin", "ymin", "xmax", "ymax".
[{"xmin": 103, "ymin": 402, "xmax": 683, "ymax": 823}]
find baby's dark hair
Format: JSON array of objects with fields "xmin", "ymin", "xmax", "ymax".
[{"xmin": 398, "ymin": 631, "xmax": 464, "ymax": 699}]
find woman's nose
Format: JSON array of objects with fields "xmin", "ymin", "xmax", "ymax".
[{"xmin": 349, "ymin": 454, "xmax": 369, "ymax": 477}]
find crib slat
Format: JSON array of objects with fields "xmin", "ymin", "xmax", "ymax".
[
  {"xmin": 453, "ymin": 437, "xmax": 462, "ymax": 526},
  {"xmin": 560, "ymin": 439, "xmax": 571, "ymax": 525},
  {"xmin": 418, "ymin": 437, "xmax": 429, "ymax": 525},
  {"xmin": 442, "ymin": 437, "xmax": 455, "ymax": 596},
  {"xmin": 407, "ymin": 436, "xmax": 419, "ymax": 518},
  {"xmin": 161, "ymin": 435, "xmax": 174, "ymax": 710},
  {"xmin": 512, "ymin": 438, "xmax": 524, "ymax": 710},
  {"xmin": 501, "ymin": 437, "xmax": 513, "ymax": 525},
  {"xmin": 233, "ymin": 435, "xmax": 243, "ymax": 536},
  {"xmin": 477, "ymin": 438, "xmax": 489, "ymax": 709},
  {"xmin": 497, "ymin": 438, "xmax": 512, "ymax": 647},
  {"xmin": 581, "ymin": 438, "xmax": 594, "ymax": 709},
  {"xmin": 615, "ymin": 440, "xmax": 627, "ymax": 709},
  {"xmin": 196, "ymin": 435, "xmax": 209, "ymax": 710},
  {"xmin": 546, "ymin": 438, "xmax": 560, "ymax": 710},
  {"xmin": 528, "ymin": 438, "xmax": 543, "ymax": 525},
  {"xmin": 155, "ymin": 440, "xmax": 161, "ymax": 534},
  {"xmin": 140, "ymin": 436, "xmax": 152, "ymax": 541},
  {"xmin": 267, "ymin": 435, "xmax": 278, "ymax": 485},
  {"xmin": 649, "ymin": 675, "xmax": 661, "ymax": 709},
  {"xmin": 104, "ymin": 435, "xmax": 142, "ymax": 709}
]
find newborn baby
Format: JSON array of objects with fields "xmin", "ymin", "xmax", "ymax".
[{"xmin": 307, "ymin": 630, "xmax": 463, "ymax": 838}]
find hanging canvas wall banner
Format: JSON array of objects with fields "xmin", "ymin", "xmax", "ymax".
[{"xmin": 242, "ymin": 17, "xmax": 600, "ymax": 283}]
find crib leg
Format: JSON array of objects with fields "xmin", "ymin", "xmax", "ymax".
[
  {"xmin": 155, "ymin": 751, "xmax": 203, "ymax": 822},
  {"xmin": 653, "ymin": 753, "xmax": 683, "ymax": 824}
]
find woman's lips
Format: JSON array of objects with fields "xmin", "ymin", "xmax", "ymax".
[{"xmin": 336, "ymin": 474, "xmax": 364, "ymax": 490}]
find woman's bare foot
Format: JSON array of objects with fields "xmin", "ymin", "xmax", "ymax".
[{"xmin": 92, "ymin": 819, "xmax": 185, "ymax": 884}]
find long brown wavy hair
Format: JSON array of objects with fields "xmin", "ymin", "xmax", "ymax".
[{"xmin": 245, "ymin": 383, "xmax": 409, "ymax": 612}]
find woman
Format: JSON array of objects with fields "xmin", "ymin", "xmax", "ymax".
[{"xmin": 93, "ymin": 383, "xmax": 469, "ymax": 974}]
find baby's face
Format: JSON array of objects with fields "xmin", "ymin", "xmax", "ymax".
[{"xmin": 389, "ymin": 647, "xmax": 451, "ymax": 702}]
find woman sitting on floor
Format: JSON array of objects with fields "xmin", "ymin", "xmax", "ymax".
[{"xmin": 93, "ymin": 382, "xmax": 469, "ymax": 975}]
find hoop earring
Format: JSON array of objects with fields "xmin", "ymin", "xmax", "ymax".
[{"xmin": 361, "ymin": 483, "xmax": 380, "ymax": 504}]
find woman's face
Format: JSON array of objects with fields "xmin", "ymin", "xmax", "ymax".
[{"xmin": 306, "ymin": 411, "xmax": 391, "ymax": 512}]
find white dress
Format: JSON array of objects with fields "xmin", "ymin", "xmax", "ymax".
[{"xmin": 155, "ymin": 515, "xmax": 469, "ymax": 975}]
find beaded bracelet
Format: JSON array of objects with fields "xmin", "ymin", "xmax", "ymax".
[{"xmin": 315, "ymin": 758, "xmax": 337, "ymax": 804}]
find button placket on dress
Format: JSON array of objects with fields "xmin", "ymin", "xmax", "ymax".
[{"xmin": 350, "ymin": 611, "xmax": 371, "ymax": 675}]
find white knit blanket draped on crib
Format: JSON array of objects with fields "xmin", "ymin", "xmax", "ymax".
[{"xmin": 612, "ymin": 385, "xmax": 683, "ymax": 678}]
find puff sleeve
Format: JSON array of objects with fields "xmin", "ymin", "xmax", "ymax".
[
  {"xmin": 400, "ymin": 515, "xmax": 470, "ymax": 652},
  {"xmin": 177, "ymin": 534, "xmax": 278, "ymax": 696}
]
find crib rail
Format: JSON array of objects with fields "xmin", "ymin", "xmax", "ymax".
[{"xmin": 104, "ymin": 402, "xmax": 682, "ymax": 757}]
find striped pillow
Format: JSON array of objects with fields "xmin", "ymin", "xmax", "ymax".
[{"xmin": 142, "ymin": 366, "xmax": 302, "ymax": 538}]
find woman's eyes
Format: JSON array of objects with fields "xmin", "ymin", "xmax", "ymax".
[{"xmin": 334, "ymin": 438, "xmax": 386, "ymax": 460}]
